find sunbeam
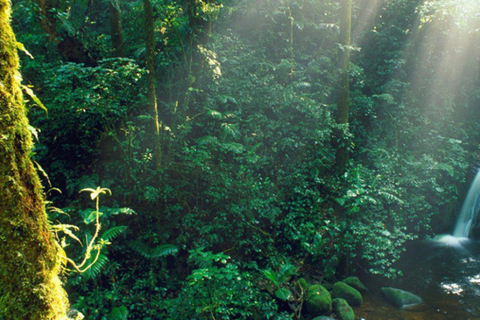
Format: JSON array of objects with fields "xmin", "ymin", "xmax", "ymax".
[{"xmin": 410, "ymin": 0, "xmax": 480, "ymax": 118}]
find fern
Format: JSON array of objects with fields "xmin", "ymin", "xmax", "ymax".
[
  {"xmin": 207, "ymin": 109, "xmax": 223, "ymax": 119},
  {"xmin": 218, "ymin": 95, "xmax": 237, "ymax": 105},
  {"xmin": 130, "ymin": 241, "xmax": 179, "ymax": 259},
  {"xmin": 293, "ymin": 81, "xmax": 311, "ymax": 89},
  {"xmin": 221, "ymin": 123, "xmax": 240, "ymax": 139},
  {"xmin": 197, "ymin": 135, "xmax": 219, "ymax": 145},
  {"xmin": 82, "ymin": 254, "xmax": 109, "ymax": 280},
  {"xmin": 101, "ymin": 226, "xmax": 127, "ymax": 242},
  {"xmin": 150, "ymin": 244, "xmax": 179, "ymax": 257},
  {"xmin": 373, "ymin": 93, "xmax": 396, "ymax": 105},
  {"xmin": 378, "ymin": 191, "xmax": 405, "ymax": 205},
  {"xmin": 222, "ymin": 142, "xmax": 245, "ymax": 154}
]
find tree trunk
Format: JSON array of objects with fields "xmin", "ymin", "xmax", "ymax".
[
  {"xmin": 143, "ymin": 0, "xmax": 162, "ymax": 169},
  {"xmin": 109, "ymin": 0, "xmax": 124, "ymax": 57},
  {"xmin": 335, "ymin": 0, "xmax": 353, "ymax": 173},
  {"xmin": 0, "ymin": 1, "xmax": 69, "ymax": 319},
  {"xmin": 36, "ymin": 0, "xmax": 96, "ymax": 65}
]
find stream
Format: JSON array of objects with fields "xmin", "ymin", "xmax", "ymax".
[
  {"xmin": 357, "ymin": 237, "xmax": 480, "ymax": 319},
  {"xmin": 356, "ymin": 169, "xmax": 480, "ymax": 319}
]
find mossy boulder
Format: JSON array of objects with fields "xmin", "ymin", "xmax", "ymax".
[
  {"xmin": 333, "ymin": 298, "xmax": 355, "ymax": 320},
  {"xmin": 306, "ymin": 285, "xmax": 332, "ymax": 316},
  {"xmin": 381, "ymin": 287, "xmax": 422, "ymax": 308},
  {"xmin": 332, "ymin": 282, "xmax": 363, "ymax": 306},
  {"xmin": 342, "ymin": 276, "xmax": 368, "ymax": 292},
  {"xmin": 295, "ymin": 277, "xmax": 310, "ymax": 294},
  {"xmin": 312, "ymin": 317, "xmax": 335, "ymax": 320}
]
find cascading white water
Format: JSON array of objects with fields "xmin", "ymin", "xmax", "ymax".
[{"xmin": 453, "ymin": 170, "xmax": 480, "ymax": 238}]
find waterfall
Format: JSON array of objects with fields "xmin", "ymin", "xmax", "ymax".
[{"xmin": 453, "ymin": 170, "xmax": 480, "ymax": 238}]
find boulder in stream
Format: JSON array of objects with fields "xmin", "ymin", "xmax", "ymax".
[
  {"xmin": 381, "ymin": 287, "xmax": 422, "ymax": 308},
  {"xmin": 312, "ymin": 317, "xmax": 335, "ymax": 320},
  {"xmin": 342, "ymin": 276, "xmax": 368, "ymax": 292},
  {"xmin": 332, "ymin": 282, "xmax": 363, "ymax": 306},
  {"xmin": 306, "ymin": 284, "xmax": 332, "ymax": 316},
  {"xmin": 333, "ymin": 298, "xmax": 355, "ymax": 320}
]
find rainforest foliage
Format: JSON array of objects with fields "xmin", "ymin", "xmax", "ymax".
[{"xmin": 6, "ymin": 0, "xmax": 480, "ymax": 318}]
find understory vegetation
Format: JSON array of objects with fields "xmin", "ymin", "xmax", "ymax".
[{"xmin": 7, "ymin": 0, "xmax": 480, "ymax": 318}]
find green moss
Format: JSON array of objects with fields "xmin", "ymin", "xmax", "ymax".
[
  {"xmin": 332, "ymin": 282, "xmax": 363, "ymax": 307},
  {"xmin": 332, "ymin": 298, "xmax": 355, "ymax": 320},
  {"xmin": 381, "ymin": 287, "xmax": 422, "ymax": 308},
  {"xmin": 0, "ymin": 1, "xmax": 69, "ymax": 319},
  {"xmin": 305, "ymin": 284, "xmax": 332, "ymax": 316},
  {"xmin": 342, "ymin": 276, "xmax": 368, "ymax": 292}
]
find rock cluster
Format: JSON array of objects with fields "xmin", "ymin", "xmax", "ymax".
[
  {"xmin": 293, "ymin": 276, "xmax": 423, "ymax": 319},
  {"xmin": 303, "ymin": 277, "xmax": 365, "ymax": 319}
]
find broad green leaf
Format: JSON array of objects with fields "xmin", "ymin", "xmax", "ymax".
[
  {"xmin": 262, "ymin": 269, "xmax": 278, "ymax": 285},
  {"xmin": 22, "ymin": 85, "xmax": 47, "ymax": 114},
  {"xmin": 275, "ymin": 288, "xmax": 292, "ymax": 301},
  {"xmin": 85, "ymin": 211, "xmax": 103, "ymax": 224},
  {"xmin": 109, "ymin": 305, "xmax": 128, "ymax": 320}
]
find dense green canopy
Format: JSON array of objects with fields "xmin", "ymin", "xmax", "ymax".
[{"xmin": 4, "ymin": 0, "xmax": 480, "ymax": 318}]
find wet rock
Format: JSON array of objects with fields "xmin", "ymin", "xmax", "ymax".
[
  {"xmin": 470, "ymin": 224, "xmax": 480, "ymax": 240},
  {"xmin": 333, "ymin": 298, "xmax": 355, "ymax": 320},
  {"xmin": 333, "ymin": 282, "xmax": 363, "ymax": 306},
  {"xmin": 306, "ymin": 284, "xmax": 332, "ymax": 316},
  {"xmin": 381, "ymin": 287, "xmax": 422, "ymax": 308},
  {"xmin": 342, "ymin": 276, "xmax": 368, "ymax": 292}
]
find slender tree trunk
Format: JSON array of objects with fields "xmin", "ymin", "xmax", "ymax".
[
  {"xmin": 335, "ymin": 0, "xmax": 353, "ymax": 173},
  {"xmin": 36, "ymin": 0, "xmax": 58, "ymax": 41},
  {"xmin": 109, "ymin": 0, "xmax": 124, "ymax": 57},
  {"xmin": 35, "ymin": 0, "xmax": 96, "ymax": 65},
  {"xmin": 143, "ymin": 0, "xmax": 162, "ymax": 169},
  {"xmin": 0, "ymin": 1, "xmax": 69, "ymax": 319}
]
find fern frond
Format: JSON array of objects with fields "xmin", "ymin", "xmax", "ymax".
[
  {"xmin": 197, "ymin": 135, "xmax": 219, "ymax": 145},
  {"xmin": 218, "ymin": 95, "xmax": 237, "ymax": 105},
  {"xmin": 294, "ymin": 81, "xmax": 311, "ymax": 89},
  {"xmin": 222, "ymin": 142, "xmax": 245, "ymax": 154},
  {"xmin": 101, "ymin": 226, "xmax": 127, "ymax": 242},
  {"xmin": 207, "ymin": 109, "xmax": 223, "ymax": 119},
  {"xmin": 130, "ymin": 241, "xmax": 178, "ymax": 259},
  {"xmin": 82, "ymin": 254, "xmax": 109, "ymax": 279},
  {"xmin": 150, "ymin": 244, "xmax": 179, "ymax": 258},
  {"xmin": 373, "ymin": 93, "xmax": 395, "ymax": 105},
  {"xmin": 378, "ymin": 191, "xmax": 404, "ymax": 205},
  {"xmin": 221, "ymin": 123, "xmax": 240, "ymax": 139}
]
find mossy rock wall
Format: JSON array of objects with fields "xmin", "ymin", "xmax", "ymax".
[{"xmin": 0, "ymin": 1, "xmax": 69, "ymax": 319}]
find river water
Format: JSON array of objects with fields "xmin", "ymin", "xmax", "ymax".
[{"xmin": 356, "ymin": 237, "xmax": 480, "ymax": 320}]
